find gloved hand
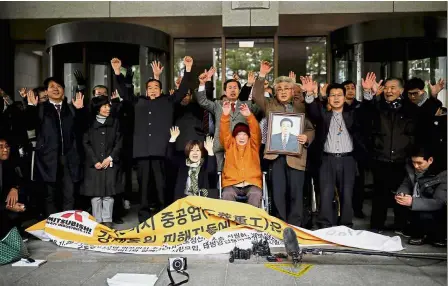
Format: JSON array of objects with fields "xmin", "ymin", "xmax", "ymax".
[
  {"xmin": 125, "ymin": 67, "xmax": 134, "ymax": 89},
  {"xmin": 73, "ymin": 70, "xmax": 87, "ymax": 92}
]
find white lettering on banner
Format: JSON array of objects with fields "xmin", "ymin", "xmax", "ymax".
[{"xmin": 45, "ymin": 211, "xmax": 97, "ymax": 237}]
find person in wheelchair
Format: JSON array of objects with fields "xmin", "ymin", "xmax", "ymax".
[
  {"xmin": 220, "ymin": 101, "xmax": 262, "ymax": 207},
  {"xmin": 168, "ymin": 126, "xmax": 217, "ymax": 200}
]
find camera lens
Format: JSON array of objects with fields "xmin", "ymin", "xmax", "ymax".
[{"xmin": 173, "ymin": 259, "xmax": 183, "ymax": 271}]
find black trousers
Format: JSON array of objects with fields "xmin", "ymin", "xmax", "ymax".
[
  {"xmin": 44, "ymin": 156, "xmax": 75, "ymax": 217},
  {"xmin": 271, "ymin": 155, "xmax": 305, "ymax": 227},
  {"xmin": 370, "ymin": 161, "xmax": 408, "ymax": 230},
  {"xmin": 410, "ymin": 208, "xmax": 447, "ymax": 239},
  {"xmin": 318, "ymin": 155, "xmax": 356, "ymax": 227},
  {"xmin": 352, "ymin": 162, "xmax": 365, "ymax": 214},
  {"xmin": 0, "ymin": 208, "xmax": 22, "ymax": 239},
  {"xmin": 136, "ymin": 157, "xmax": 165, "ymax": 223}
]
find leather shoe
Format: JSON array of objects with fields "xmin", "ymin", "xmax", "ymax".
[
  {"xmin": 103, "ymin": 222, "xmax": 114, "ymax": 229},
  {"xmin": 431, "ymin": 239, "xmax": 447, "ymax": 248},
  {"xmin": 113, "ymin": 218, "xmax": 124, "ymax": 224},
  {"xmin": 408, "ymin": 237, "xmax": 425, "ymax": 245}
]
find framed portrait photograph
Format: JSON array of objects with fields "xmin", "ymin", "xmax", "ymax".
[{"xmin": 266, "ymin": 112, "xmax": 305, "ymax": 156}]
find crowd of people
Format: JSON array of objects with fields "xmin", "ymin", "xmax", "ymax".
[{"xmin": 0, "ymin": 56, "xmax": 446, "ymax": 248}]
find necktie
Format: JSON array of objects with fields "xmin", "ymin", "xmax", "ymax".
[
  {"xmin": 55, "ymin": 104, "xmax": 61, "ymax": 115},
  {"xmin": 231, "ymin": 103, "xmax": 235, "ymax": 112},
  {"xmin": 202, "ymin": 110, "xmax": 209, "ymax": 135},
  {"xmin": 282, "ymin": 136, "xmax": 287, "ymax": 150}
]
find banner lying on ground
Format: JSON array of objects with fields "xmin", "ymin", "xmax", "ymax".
[{"xmin": 26, "ymin": 196, "xmax": 403, "ymax": 254}]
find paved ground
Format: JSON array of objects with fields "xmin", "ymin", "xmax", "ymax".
[
  {"xmin": 1, "ymin": 175, "xmax": 446, "ymax": 286},
  {"xmin": 1, "ymin": 201, "xmax": 446, "ymax": 286}
]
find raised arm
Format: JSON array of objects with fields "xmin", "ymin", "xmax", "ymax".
[
  {"xmin": 219, "ymin": 101, "xmax": 233, "ymax": 150},
  {"xmin": 252, "ymin": 61, "xmax": 273, "ymax": 113},
  {"xmin": 240, "ymin": 104, "xmax": 261, "ymax": 149},
  {"xmin": 171, "ymin": 56, "xmax": 193, "ymax": 104},
  {"xmin": 194, "ymin": 67, "xmax": 217, "ymax": 114}
]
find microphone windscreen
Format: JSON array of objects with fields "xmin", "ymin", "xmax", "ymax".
[{"xmin": 283, "ymin": 227, "xmax": 300, "ymax": 255}]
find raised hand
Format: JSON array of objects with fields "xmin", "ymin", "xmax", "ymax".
[
  {"xmin": 247, "ymin": 71, "xmax": 256, "ymax": 86},
  {"xmin": 206, "ymin": 67, "xmax": 216, "ymax": 81},
  {"xmin": 0, "ymin": 88, "xmax": 5, "ymax": 98},
  {"xmin": 259, "ymin": 61, "xmax": 272, "ymax": 78},
  {"xmin": 72, "ymin": 92, "xmax": 84, "ymax": 109},
  {"xmin": 26, "ymin": 89, "xmax": 37, "ymax": 106},
  {"xmin": 19, "ymin": 88, "xmax": 28, "ymax": 98},
  {"xmin": 175, "ymin": 76, "xmax": 183, "ymax": 89},
  {"xmin": 111, "ymin": 58, "xmax": 122, "ymax": 75},
  {"xmin": 183, "ymin": 56, "xmax": 193, "ymax": 72},
  {"xmin": 111, "ymin": 89, "xmax": 119, "ymax": 100},
  {"xmin": 239, "ymin": 103, "xmax": 251, "ymax": 117},
  {"xmin": 375, "ymin": 85, "xmax": 385, "ymax": 96},
  {"xmin": 428, "ymin": 78, "xmax": 445, "ymax": 97},
  {"xmin": 204, "ymin": 136, "xmax": 214, "ymax": 155},
  {"xmin": 169, "ymin": 89, "xmax": 175, "ymax": 96},
  {"xmin": 170, "ymin": 126, "xmax": 180, "ymax": 141},
  {"xmin": 151, "ymin": 61, "xmax": 164, "ymax": 80},
  {"xmin": 372, "ymin": 79, "xmax": 383, "ymax": 95},
  {"xmin": 233, "ymin": 73, "xmax": 240, "ymax": 82},
  {"xmin": 199, "ymin": 71, "xmax": 207, "ymax": 86},
  {"xmin": 362, "ymin": 72, "xmax": 377, "ymax": 91},
  {"xmin": 289, "ymin": 71, "xmax": 297, "ymax": 83},
  {"xmin": 300, "ymin": 75, "xmax": 317, "ymax": 94},
  {"xmin": 320, "ymin": 83, "xmax": 329, "ymax": 97},
  {"xmin": 73, "ymin": 70, "xmax": 86, "ymax": 88},
  {"xmin": 222, "ymin": 100, "xmax": 231, "ymax": 116}
]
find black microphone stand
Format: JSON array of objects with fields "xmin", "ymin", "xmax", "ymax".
[{"xmin": 297, "ymin": 247, "xmax": 447, "ymax": 263}]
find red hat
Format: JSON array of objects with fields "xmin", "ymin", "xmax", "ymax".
[{"xmin": 232, "ymin": 123, "xmax": 250, "ymax": 137}]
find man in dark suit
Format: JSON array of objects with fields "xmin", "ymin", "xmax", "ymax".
[
  {"xmin": 112, "ymin": 57, "xmax": 193, "ymax": 223},
  {"xmin": 270, "ymin": 118, "xmax": 299, "ymax": 152},
  {"xmin": 25, "ymin": 77, "xmax": 86, "ymax": 217}
]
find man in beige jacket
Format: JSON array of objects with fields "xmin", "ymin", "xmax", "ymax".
[{"xmin": 252, "ymin": 61, "xmax": 315, "ymax": 227}]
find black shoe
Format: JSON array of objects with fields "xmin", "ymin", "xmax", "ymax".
[
  {"xmin": 113, "ymin": 218, "xmax": 124, "ymax": 224},
  {"xmin": 408, "ymin": 237, "xmax": 425, "ymax": 245},
  {"xmin": 354, "ymin": 210, "xmax": 366, "ymax": 219},
  {"xmin": 103, "ymin": 222, "xmax": 114, "ymax": 229},
  {"xmin": 394, "ymin": 229, "xmax": 411, "ymax": 238},
  {"xmin": 430, "ymin": 238, "xmax": 447, "ymax": 248}
]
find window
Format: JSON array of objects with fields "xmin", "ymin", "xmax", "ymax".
[
  {"xmin": 174, "ymin": 38, "xmax": 222, "ymax": 98},
  {"xmin": 279, "ymin": 37, "xmax": 327, "ymax": 84}
]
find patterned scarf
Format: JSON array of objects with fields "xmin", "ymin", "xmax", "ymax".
[{"xmin": 186, "ymin": 158, "xmax": 207, "ymax": 197}]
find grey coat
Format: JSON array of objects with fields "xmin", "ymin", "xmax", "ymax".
[
  {"xmin": 397, "ymin": 164, "xmax": 447, "ymax": 212},
  {"xmin": 194, "ymin": 90, "xmax": 259, "ymax": 153}
]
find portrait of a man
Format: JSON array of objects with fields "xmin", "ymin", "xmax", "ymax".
[
  {"xmin": 270, "ymin": 118, "xmax": 299, "ymax": 152},
  {"xmin": 266, "ymin": 112, "xmax": 305, "ymax": 155}
]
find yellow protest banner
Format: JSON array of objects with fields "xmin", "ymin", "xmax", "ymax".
[{"xmin": 27, "ymin": 196, "xmax": 331, "ymax": 254}]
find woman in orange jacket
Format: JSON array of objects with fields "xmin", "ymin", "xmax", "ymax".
[{"xmin": 220, "ymin": 101, "xmax": 262, "ymax": 207}]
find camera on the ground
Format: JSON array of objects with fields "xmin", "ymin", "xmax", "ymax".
[{"xmin": 168, "ymin": 257, "xmax": 187, "ymax": 272}]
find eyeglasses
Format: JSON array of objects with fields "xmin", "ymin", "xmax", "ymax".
[
  {"xmin": 0, "ymin": 144, "xmax": 10, "ymax": 150},
  {"xmin": 276, "ymin": 87, "xmax": 291, "ymax": 93},
  {"xmin": 408, "ymin": 91, "xmax": 421, "ymax": 97}
]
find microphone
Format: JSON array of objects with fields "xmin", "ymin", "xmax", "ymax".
[{"xmin": 283, "ymin": 227, "xmax": 302, "ymax": 265}]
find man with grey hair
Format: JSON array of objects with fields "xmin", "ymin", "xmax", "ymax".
[{"xmin": 252, "ymin": 61, "xmax": 315, "ymax": 227}]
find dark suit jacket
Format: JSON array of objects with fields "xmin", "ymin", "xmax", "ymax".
[
  {"xmin": 270, "ymin": 133, "xmax": 299, "ymax": 152},
  {"xmin": 306, "ymin": 98, "xmax": 367, "ymax": 166},
  {"xmin": 25, "ymin": 99, "xmax": 87, "ymax": 183}
]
